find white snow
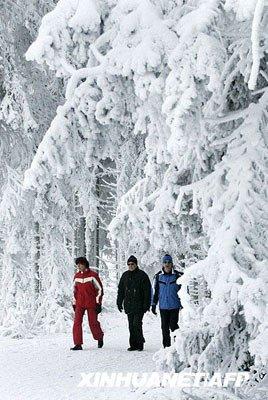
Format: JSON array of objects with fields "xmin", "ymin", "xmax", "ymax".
[
  {"xmin": 0, "ymin": 312, "xmax": 164, "ymax": 400},
  {"xmin": 1, "ymin": 0, "xmax": 268, "ymax": 396}
]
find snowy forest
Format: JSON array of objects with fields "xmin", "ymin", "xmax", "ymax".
[{"xmin": 0, "ymin": 0, "xmax": 267, "ymax": 399}]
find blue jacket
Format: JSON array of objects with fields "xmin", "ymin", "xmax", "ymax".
[{"xmin": 152, "ymin": 268, "xmax": 183, "ymax": 310}]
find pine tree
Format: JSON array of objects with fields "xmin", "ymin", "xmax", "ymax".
[
  {"xmin": 0, "ymin": 0, "xmax": 65, "ymax": 335},
  {"xmin": 152, "ymin": 0, "xmax": 268, "ymax": 380},
  {"xmin": 7, "ymin": 0, "xmax": 267, "ymax": 383}
]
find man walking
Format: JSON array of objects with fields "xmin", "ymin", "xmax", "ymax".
[
  {"xmin": 151, "ymin": 254, "xmax": 183, "ymax": 348},
  {"xmin": 71, "ymin": 257, "xmax": 104, "ymax": 350},
  {"xmin": 117, "ymin": 255, "xmax": 151, "ymax": 351}
]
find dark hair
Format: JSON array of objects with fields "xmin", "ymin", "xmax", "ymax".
[{"xmin": 75, "ymin": 257, "xmax": 89, "ymax": 268}]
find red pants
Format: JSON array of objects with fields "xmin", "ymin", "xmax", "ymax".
[{"xmin": 73, "ymin": 307, "xmax": 104, "ymax": 345}]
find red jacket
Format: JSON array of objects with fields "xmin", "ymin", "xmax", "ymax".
[{"xmin": 73, "ymin": 268, "xmax": 103, "ymax": 308}]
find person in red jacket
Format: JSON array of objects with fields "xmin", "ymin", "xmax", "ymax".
[{"xmin": 70, "ymin": 257, "xmax": 104, "ymax": 350}]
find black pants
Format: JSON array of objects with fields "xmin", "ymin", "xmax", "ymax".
[
  {"xmin": 160, "ymin": 308, "xmax": 180, "ymax": 348},
  {"xmin": 127, "ymin": 312, "xmax": 145, "ymax": 349}
]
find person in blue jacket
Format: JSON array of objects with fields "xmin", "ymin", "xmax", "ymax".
[{"xmin": 151, "ymin": 254, "xmax": 183, "ymax": 347}]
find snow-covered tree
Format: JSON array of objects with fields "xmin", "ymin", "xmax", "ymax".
[
  {"xmin": 0, "ymin": 169, "xmax": 36, "ymax": 337},
  {"xmin": 23, "ymin": 0, "xmax": 144, "ymax": 312},
  {"xmin": 0, "ymin": 0, "xmax": 66, "ymax": 335},
  {"xmin": 150, "ymin": 0, "xmax": 268, "ymax": 380},
  {"xmin": 7, "ymin": 0, "xmax": 267, "ymax": 387}
]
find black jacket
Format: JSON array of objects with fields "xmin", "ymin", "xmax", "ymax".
[{"xmin": 117, "ymin": 267, "xmax": 151, "ymax": 314}]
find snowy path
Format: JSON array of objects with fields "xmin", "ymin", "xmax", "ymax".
[{"xmin": 0, "ymin": 312, "xmax": 169, "ymax": 400}]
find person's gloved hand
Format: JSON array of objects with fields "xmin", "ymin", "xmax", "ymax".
[
  {"xmin": 117, "ymin": 304, "xmax": 123, "ymax": 313},
  {"xmin": 72, "ymin": 304, "xmax": 76, "ymax": 312},
  {"xmin": 151, "ymin": 305, "xmax": 157, "ymax": 315},
  {"xmin": 96, "ymin": 304, "xmax": 102, "ymax": 314}
]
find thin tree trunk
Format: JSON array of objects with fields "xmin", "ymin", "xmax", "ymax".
[
  {"xmin": 34, "ymin": 221, "xmax": 41, "ymax": 296},
  {"xmin": 74, "ymin": 191, "xmax": 86, "ymax": 257},
  {"xmin": 95, "ymin": 175, "xmax": 100, "ymax": 271}
]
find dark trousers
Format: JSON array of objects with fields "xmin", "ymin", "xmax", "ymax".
[
  {"xmin": 160, "ymin": 308, "xmax": 180, "ymax": 348},
  {"xmin": 127, "ymin": 312, "xmax": 145, "ymax": 349}
]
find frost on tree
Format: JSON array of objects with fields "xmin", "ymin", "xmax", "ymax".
[
  {"xmin": 23, "ymin": 0, "xmax": 149, "ymax": 314},
  {"xmin": 108, "ymin": 0, "xmax": 268, "ymax": 380},
  {"xmin": 152, "ymin": 0, "xmax": 267, "ymax": 379},
  {"xmin": 4, "ymin": 0, "xmax": 267, "ymax": 390},
  {"xmin": 0, "ymin": 0, "xmax": 67, "ymax": 336}
]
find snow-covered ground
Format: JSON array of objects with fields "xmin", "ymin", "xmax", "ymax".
[
  {"xmin": 3, "ymin": 311, "xmax": 261, "ymax": 400},
  {"xmin": 0, "ymin": 312, "xmax": 170, "ymax": 400}
]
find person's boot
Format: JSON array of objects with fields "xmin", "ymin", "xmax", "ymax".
[
  {"xmin": 137, "ymin": 345, "xmax": 144, "ymax": 351},
  {"xmin": 127, "ymin": 347, "xmax": 137, "ymax": 351},
  {"xmin": 98, "ymin": 339, "xmax": 104, "ymax": 348},
  {"xmin": 163, "ymin": 337, "xmax": 171, "ymax": 348},
  {"xmin": 70, "ymin": 344, "xmax": 82, "ymax": 350}
]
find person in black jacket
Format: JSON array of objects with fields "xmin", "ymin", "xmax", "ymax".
[{"xmin": 117, "ymin": 255, "xmax": 151, "ymax": 351}]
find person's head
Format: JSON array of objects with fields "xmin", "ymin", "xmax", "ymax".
[
  {"xmin": 127, "ymin": 255, "xmax": 138, "ymax": 271},
  {"xmin": 162, "ymin": 254, "xmax": 173, "ymax": 273},
  {"xmin": 75, "ymin": 257, "xmax": 89, "ymax": 272}
]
